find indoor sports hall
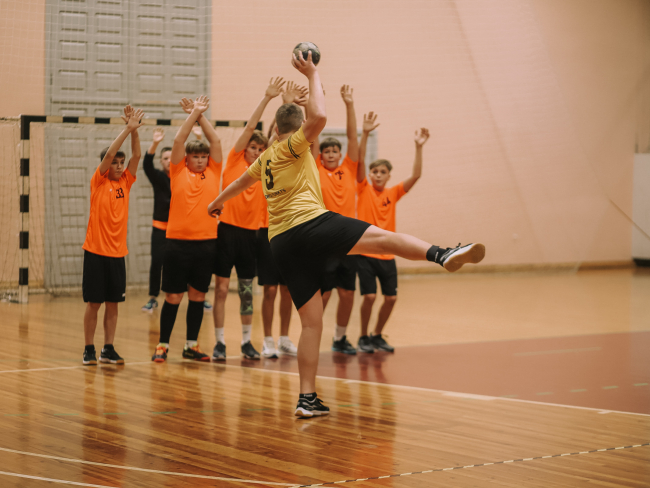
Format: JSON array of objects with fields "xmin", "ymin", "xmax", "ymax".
[{"xmin": 1, "ymin": 0, "xmax": 649, "ymax": 486}]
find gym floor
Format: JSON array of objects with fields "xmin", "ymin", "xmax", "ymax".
[{"xmin": 1, "ymin": 268, "xmax": 649, "ymax": 486}]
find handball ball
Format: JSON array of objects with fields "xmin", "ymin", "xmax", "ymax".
[{"xmin": 293, "ymin": 42, "xmax": 321, "ymax": 66}]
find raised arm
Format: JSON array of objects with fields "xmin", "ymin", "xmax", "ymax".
[
  {"xmin": 358, "ymin": 111, "xmax": 380, "ymax": 183},
  {"xmin": 208, "ymin": 172, "xmax": 257, "ymax": 217},
  {"xmin": 292, "ymin": 51, "xmax": 326, "ymax": 142},
  {"xmin": 402, "ymin": 128, "xmax": 430, "ymax": 193},
  {"xmin": 198, "ymin": 111, "xmax": 223, "ymax": 163},
  {"xmin": 234, "ymin": 77, "xmax": 285, "ymax": 153},
  {"xmin": 126, "ymin": 108, "xmax": 144, "ymax": 175},
  {"xmin": 99, "ymin": 105, "xmax": 142, "ymax": 175},
  {"xmin": 172, "ymin": 96, "xmax": 209, "ymax": 164},
  {"xmin": 340, "ymin": 85, "xmax": 359, "ymax": 161}
]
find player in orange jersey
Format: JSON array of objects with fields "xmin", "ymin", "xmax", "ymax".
[
  {"xmin": 82, "ymin": 105, "xmax": 144, "ymax": 365},
  {"xmin": 151, "ymin": 95, "xmax": 223, "ymax": 363}
]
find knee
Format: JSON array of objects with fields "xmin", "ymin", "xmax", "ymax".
[
  {"xmin": 238, "ymin": 278, "xmax": 254, "ymax": 316},
  {"xmin": 215, "ymin": 280, "xmax": 229, "ymax": 301},
  {"xmin": 384, "ymin": 295, "xmax": 397, "ymax": 305},
  {"xmin": 187, "ymin": 288, "xmax": 205, "ymax": 302},
  {"xmin": 338, "ymin": 289, "xmax": 354, "ymax": 303},
  {"xmin": 87, "ymin": 302, "xmax": 102, "ymax": 312},
  {"xmin": 165, "ymin": 293, "xmax": 183, "ymax": 305},
  {"xmin": 263, "ymin": 285, "xmax": 278, "ymax": 302},
  {"xmin": 363, "ymin": 294, "xmax": 377, "ymax": 305}
]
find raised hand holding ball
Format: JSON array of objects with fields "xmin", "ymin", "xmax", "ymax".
[{"xmin": 293, "ymin": 42, "xmax": 320, "ymax": 66}]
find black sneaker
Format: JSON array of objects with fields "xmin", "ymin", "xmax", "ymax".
[
  {"xmin": 440, "ymin": 243, "xmax": 485, "ymax": 272},
  {"xmin": 212, "ymin": 342, "xmax": 226, "ymax": 361},
  {"xmin": 182, "ymin": 345, "xmax": 210, "ymax": 361},
  {"xmin": 83, "ymin": 348, "xmax": 97, "ymax": 365},
  {"xmin": 332, "ymin": 335, "xmax": 357, "ymax": 355},
  {"xmin": 295, "ymin": 394, "xmax": 330, "ymax": 418},
  {"xmin": 141, "ymin": 297, "xmax": 158, "ymax": 313},
  {"xmin": 99, "ymin": 347, "xmax": 124, "ymax": 364},
  {"xmin": 370, "ymin": 334, "xmax": 395, "ymax": 352},
  {"xmin": 241, "ymin": 341, "xmax": 260, "ymax": 360},
  {"xmin": 357, "ymin": 335, "xmax": 375, "ymax": 353}
]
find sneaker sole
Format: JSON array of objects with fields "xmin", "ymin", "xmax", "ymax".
[
  {"xmin": 152, "ymin": 357, "xmax": 166, "ymax": 363},
  {"xmin": 242, "ymin": 355, "xmax": 261, "ymax": 360},
  {"xmin": 332, "ymin": 348, "xmax": 357, "ymax": 355},
  {"xmin": 444, "ymin": 243, "xmax": 485, "ymax": 272},
  {"xmin": 358, "ymin": 349, "xmax": 375, "ymax": 353},
  {"xmin": 183, "ymin": 356, "xmax": 210, "ymax": 362},
  {"xmin": 294, "ymin": 407, "xmax": 329, "ymax": 418},
  {"xmin": 99, "ymin": 358, "xmax": 125, "ymax": 364},
  {"xmin": 82, "ymin": 360, "xmax": 97, "ymax": 365},
  {"xmin": 262, "ymin": 353, "xmax": 279, "ymax": 359},
  {"xmin": 279, "ymin": 351, "xmax": 298, "ymax": 357},
  {"xmin": 211, "ymin": 356, "xmax": 226, "ymax": 361}
]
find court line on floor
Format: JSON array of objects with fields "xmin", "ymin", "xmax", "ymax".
[
  {"xmin": 0, "ymin": 446, "xmax": 297, "ymax": 486},
  {"xmin": 0, "ymin": 361, "xmax": 151, "ymax": 374},
  {"xmin": 213, "ymin": 363, "xmax": 650, "ymax": 417},
  {"xmin": 286, "ymin": 442, "xmax": 650, "ymax": 487},
  {"xmin": 0, "ymin": 470, "xmax": 116, "ymax": 487}
]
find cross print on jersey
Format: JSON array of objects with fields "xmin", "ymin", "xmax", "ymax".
[
  {"xmin": 382, "ymin": 196, "xmax": 391, "ymax": 207},
  {"xmin": 334, "ymin": 169, "xmax": 344, "ymax": 180}
]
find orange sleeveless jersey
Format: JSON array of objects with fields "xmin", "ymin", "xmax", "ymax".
[
  {"xmin": 82, "ymin": 166, "xmax": 136, "ymax": 258},
  {"xmin": 316, "ymin": 154, "xmax": 358, "ymax": 218},
  {"xmin": 219, "ymin": 147, "xmax": 266, "ymax": 230},
  {"xmin": 356, "ymin": 179, "xmax": 407, "ymax": 260},
  {"xmin": 166, "ymin": 156, "xmax": 222, "ymax": 240}
]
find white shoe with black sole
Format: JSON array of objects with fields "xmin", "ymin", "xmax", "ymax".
[{"xmin": 440, "ymin": 243, "xmax": 485, "ymax": 272}]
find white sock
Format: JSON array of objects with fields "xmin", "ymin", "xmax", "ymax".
[
  {"xmin": 242, "ymin": 324, "xmax": 252, "ymax": 344},
  {"xmin": 334, "ymin": 325, "xmax": 347, "ymax": 341},
  {"xmin": 157, "ymin": 342, "xmax": 169, "ymax": 349},
  {"xmin": 215, "ymin": 327, "xmax": 224, "ymax": 344},
  {"xmin": 279, "ymin": 335, "xmax": 290, "ymax": 342},
  {"xmin": 185, "ymin": 340, "xmax": 198, "ymax": 348},
  {"xmin": 264, "ymin": 336, "xmax": 275, "ymax": 346}
]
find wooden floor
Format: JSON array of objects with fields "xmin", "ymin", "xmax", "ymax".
[{"xmin": 1, "ymin": 268, "xmax": 649, "ymax": 487}]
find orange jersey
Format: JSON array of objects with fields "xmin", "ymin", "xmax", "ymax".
[
  {"xmin": 316, "ymin": 154, "xmax": 358, "ymax": 218},
  {"xmin": 166, "ymin": 156, "xmax": 222, "ymax": 240},
  {"xmin": 219, "ymin": 147, "xmax": 266, "ymax": 230},
  {"xmin": 356, "ymin": 179, "xmax": 407, "ymax": 260},
  {"xmin": 82, "ymin": 166, "xmax": 136, "ymax": 258}
]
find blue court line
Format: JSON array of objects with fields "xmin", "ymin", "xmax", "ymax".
[{"xmin": 151, "ymin": 411, "xmax": 176, "ymax": 415}]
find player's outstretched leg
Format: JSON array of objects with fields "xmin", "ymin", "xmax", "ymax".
[{"xmin": 349, "ymin": 225, "xmax": 485, "ymax": 271}]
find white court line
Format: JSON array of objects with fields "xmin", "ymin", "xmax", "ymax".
[
  {"xmin": 0, "ymin": 470, "xmax": 116, "ymax": 487},
  {"xmin": 0, "ymin": 447, "xmax": 296, "ymax": 486},
  {"xmin": 0, "ymin": 361, "xmax": 151, "ymax": 375}
]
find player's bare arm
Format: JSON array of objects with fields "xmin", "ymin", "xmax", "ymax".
[
  {"xmin": 358, "ymin": 111, "xmax": 380, "ymax": 182},
  {"xmin": 99, "ymin": 105, "xmax": 143, "ymax": 175},
  {"xmin": 403, "ymin": 128, "xmax": 430, "ymax": 193},
  {"xmin": 172, "ymin": 96, "xmax": 210, "ymax": 165},
  {"xmin": 126, "ymin": 108, "xmax": 144, "ymax": 175},
  {"xmin": 208, "ymin": 172, "xmax": 257, "ymax": 217},
  {"xmin": 341, "ymin": 84, "xmax": 359, "ymax": 162},
  {"xmin": 291, "ymin": 51, "xmax": 326, "ymax": 142},
  {"xmin": 234, "ymin": 77, "xmax": 286, "ymax": 153}
]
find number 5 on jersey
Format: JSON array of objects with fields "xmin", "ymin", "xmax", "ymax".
[{"xmin": 265, "ymin": 161, "xmax": 274, "ymax": 190}]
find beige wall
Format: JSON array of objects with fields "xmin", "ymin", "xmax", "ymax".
[{"xmin": 1, "ymin": 0, "xmax": 648, "ymax": 278}]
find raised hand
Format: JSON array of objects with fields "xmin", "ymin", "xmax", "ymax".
[
  {"xmin": 193, "ymin": 95, "xmax": 210, "ymax": 114},
  {"xmin": 179, "ymin": 97, "xmax": 194, "ymax": 115},
  {"xmin": 127, "ymin": 108, "xmax": 145, "ymax": 131},
  {"xmin": 291, "ymin": 50, "xmax": 317, "ymax": 77},
  {"xmin": 363, "ymin": 112, "xmax": 380, "ymax": 133},
  {"xmin": 340, "ymin": 85, "xmax": 354, "ymax": 105},
  {"xmin": 266, "ymin": 76, "xmax": 286, "ymax": 99},
  {"xmin": 282, "ymin": 81, "xmax": 309, "ymax": 106},
  {"xmin": 192, "ymin": 125, "xmax": 203, "ymax": 140},
  {"xmin": 414, "ymin": 128, "xmax": 430, "ymax": 147},
  {"xmin": 152, "ymin": 127, "xmax": 165, "ymax": 143},
  {"xmin": 121, "ymin": 104, "xmax": 134, "ymax": 124}
]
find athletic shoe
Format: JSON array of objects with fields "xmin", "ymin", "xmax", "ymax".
[
  {"xmin": 99, "ymin": 347, "xmax": 124, "ymax": 364},
  {"xmin": 295, "ymin": 395, "xmax": 330, "ymax": 418},
  {"xmin": 83, "ymin": 348, "xmax": 97, "ymax": 365},
  {"xmin": 332, "ymin": 335, "xmax": 357, "ymax": 355},
  {"xmin": 370, "ymin": 334, "xmax": 395, "ymax": 353},
  {"xmin": 141, "ymin": 297, "xmax": 158, "ymax": 313},
  {"xmin": 440, "ymin": 243, "xmax": 486, "ymax": 272},
  {"xmin": 203, "ymin": 300, "xmax": 213, "ymax": 311},
  {"xmin": 357, "ymin": 335, "xmax": 375, "ymax": 353},
  {"xmin": 212, "ymin": 342, "xmax": 226, "ymax": 361},
  {"xmin": 261, "ymin": 338, "xmax": 279, "ymax": 359},
  {"xmin": 182, "ymin": 345, "xmax": 210, "ymax": 361},
  {"xmin": 151, "ymin": 345, "xmax": 168, "ymax": 363},
  {"xmin": 241, "ymin": 341, "xmax": 261, "ymax": 360},
  {"xmin": 277, "ymin": 336, "xmax": 298, "ymax": 357}
]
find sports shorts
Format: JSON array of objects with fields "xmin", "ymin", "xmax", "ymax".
[
  {"xmin": 356, "ymin": 255, "xmax": 398, "ymax": 296},
  {"xmin": 256, "ymin": 227, "xmax": 285, "ymax": 286},
  {"xmin": 214, "ymin": 222, "xmax": 257, "ymax": 280},
  {"xmin": 82, "ymin": 250, "xmax": 126, "ymax": 303},
  {"xmin": 162, "ymin": 238, "xmax": 216, "ymax": 294},
  {"xmin": 321, "ymin": 255, "xmax": 357, "ymax": 292},
  {"xmin": 270, "ymin": 212, "xmax": 370, "ymax": 310}
]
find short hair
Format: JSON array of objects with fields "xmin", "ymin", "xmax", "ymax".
[
  {"xmin": 369, "ymin": 159, "xmax": 393, "ymax": 172},
  {"xmin": 160, "ymin": 146, "xmax": 172, "ymax": 155},
  {"xmin": 275, "ymin": 103, "xmax": 304, "ymax": 134},
  {"xmin": 100, "ymin": 147, "xmax": 125, "ymax": 162},
  {"xmin": 249, "ymin": 130, "xmax": 268, "ymax": 148},
  {"xmin": 319, "ymin": 137, "xmax": 341, "ymax": 153},
  {"xmin": 185, "ymin": 140, "xmax": 210, "ymax": 155}
]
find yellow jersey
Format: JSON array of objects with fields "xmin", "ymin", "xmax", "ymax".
[{"xmin": 247, "ymin": 127, "xmax": 328, "ymax": 240}]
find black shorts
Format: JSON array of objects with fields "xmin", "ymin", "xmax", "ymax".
[
  {"xmin": 357, "ymin": 256, "xmax": 398, "ymax": 296},
  {"xmin": 214, "ymin": 222, "xmax": 257, "ymax": 279},
  {"xmin": 321, "ymin": 255, "xmax": 357, "ymax": 292},
  {"xmin": 82, "ymin": 250, "xmax": 126, "ymax": 303},
  {"xmin": 162, "ymin": 239, "xmax": 216, "ymax": 294},
  {"xmin": 270, "ymin": 212, "xmax": 370, "ymax": 310},
  {"xmin": 256, "ymin": 227, "xmax": 285, "ymax": 286}
]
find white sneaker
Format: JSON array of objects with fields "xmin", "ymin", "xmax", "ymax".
[
  {"xmin": 261, "ymin": 337, "xmax": 279, "ymax": 359},
  {"xmin": 277, "ymin": 336, "xmax": 298, "ymax": 356}
]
